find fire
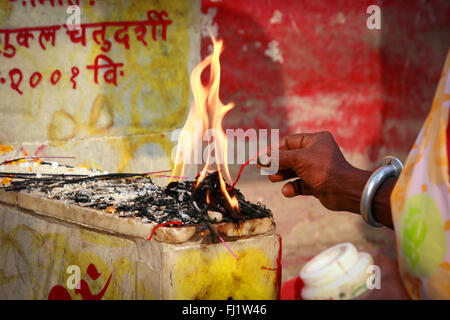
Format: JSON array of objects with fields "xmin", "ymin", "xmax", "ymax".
[{"xmin": 170, "ymin": 34, "xmax": 239, "ymax": 212}]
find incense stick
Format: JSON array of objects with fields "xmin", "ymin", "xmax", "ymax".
[
  {"xmin": 0, "ymin": 170, "xmax": 175, "ymax": 191},
  {"xmin": 207, "ymin": 222, "xmax": 238, "ymax": 260},
  {"xmin": 1, "ymin": 156, "xmax": 76, "ymax": 165},
  {"xmin": 219, "ymin": 236, "xmax": 238, "ymax": 260}
]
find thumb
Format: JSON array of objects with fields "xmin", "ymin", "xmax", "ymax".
[{"xmin": 281, "ymin": 179, "xmax": 313, "ymax": 198}]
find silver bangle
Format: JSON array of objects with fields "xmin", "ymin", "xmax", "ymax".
[{"xmin": 360, "ymin": 156, "xmax": 403, "ymax": 228}]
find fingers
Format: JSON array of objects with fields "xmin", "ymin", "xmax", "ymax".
[
  {"xmin": 259, "ymin": 148, "xmax": 305, "ymax": 171},
  {"xmin": 259, "ymin": 132, "xmax": 321, "ymax": 170},
  {"xmin": 268, "ymin": 169, "xmax": 297, "ymax": 182},
  {"xmin": 281, "ymin": 179, "xmax": 313, "ymax": 198},
  {"xmin": 277, "ymin": 148, "xmax": 308, "ymax": 170},
  {"xmin": 257, "ymin": 133, "xmax": 313, "ymax": 167},
  {"xmin": 279, "ymin": 133, "xmax": 315, "ymax": 151},
  {"xmin": 276, "ymin": 149, "xmax": 292, "ymax": 169}
]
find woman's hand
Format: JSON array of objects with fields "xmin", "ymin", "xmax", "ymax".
[
  {"xmin": 265, "ymin": 131, "xmax": 395, "ymax": 228},
  {"xmin": 267, "ymin": 131, "xmax": 354, "ymax": 211}
]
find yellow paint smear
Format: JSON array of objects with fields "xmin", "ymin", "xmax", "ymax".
[{"xmin": 173, "ymin": 246, "xmax": 277, "ymax": 300}]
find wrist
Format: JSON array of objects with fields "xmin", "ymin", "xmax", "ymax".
[
  {"xmin": 328, "ymin": 164, "xmax": 396, "ymax": 229},
  {"xmin": 328, "ymin": 165, "xmax": 372, "ymax": 213}
]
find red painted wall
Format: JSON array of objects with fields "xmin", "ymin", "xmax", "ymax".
[{"xmin": 201, "ymin": 0, "xmax": 450, "ymax": 161}]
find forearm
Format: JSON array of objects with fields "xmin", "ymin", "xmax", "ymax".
[{"xmin": 331, "ymin": 167, "xmax": 396, "ymax": 229}]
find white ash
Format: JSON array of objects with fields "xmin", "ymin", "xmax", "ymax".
[
  {"xmin": 27, "ymin": 177, "xmax": 210, "ymax": 225},
  {"xmin": 0, "ymin": 160, "xmax": 104, "ymax": 177},
  {"xmin": 16, "ymin": 171, "xmax": 273, "ymax": 226}
]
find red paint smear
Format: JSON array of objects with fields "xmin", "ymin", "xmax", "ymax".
[
  {"xmin": 47, "ymin": 263, "xmax": 112, "ymax": 300},
  {"xmin": 34, "ymin": 144, "xmax": 46, "ymax": 156},
  {"xmin": 276, "ymin": 235, "xmax": 282, "ymax": 300},
  {"xmin": 280, "ymin": 276, "xmax": 304, "ymax": 300},
  {"xmin": 87, "ymin": 263, "xmax": 101, "ymax": 281},
  {"xmin": 147, "ymin": 221, "xmax": 182, "ymax": 241},
  {"xmin": 74, "ymin": 274, "xmax": 112, "ymax": 300},
  {"xmin": 47, "ymin": 285, "xmax": 72, "ymax": 300},
  {"xmin": 261, "ymin": 266, "xmax": 278, "ymax": 271}
]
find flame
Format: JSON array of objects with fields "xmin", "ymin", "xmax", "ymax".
[{"xmin": 171, "ymin": 33, "xmax": 239, "ymax": 212}]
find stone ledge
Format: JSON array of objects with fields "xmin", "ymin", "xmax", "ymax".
[
  {"xmin": 0, "ymin": 190, "xmax": 274, "ymax": 244},
  {"xmin": 17, "ymin": 191, "xmax": 153, "ymax": 240},
  {"xmin": 0, "ymin": 189, "xmax": 17, "ymax": 206}
]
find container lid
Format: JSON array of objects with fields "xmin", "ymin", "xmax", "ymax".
[{"xmin": 300, "ymin": 242, "xmax": 374, "ymax": 300}]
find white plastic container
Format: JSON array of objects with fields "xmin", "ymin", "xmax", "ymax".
[{"xmin": 300, "ymin": 242, "xmax": 374, "ymax": 300}]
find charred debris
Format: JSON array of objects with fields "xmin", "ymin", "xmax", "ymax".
[{"xmin": 6, "ymin": 171, "xmax": 272, "ymax": 226}]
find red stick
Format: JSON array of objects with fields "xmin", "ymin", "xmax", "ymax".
[
  {"xmin": 146, "ymin": 221, "xmax": 182, "ymax": 241},
  {"xmin": 227, "ymin": 158, "xmax": 251, "ymax": 191},
  {"xmin": 227, "ymin": 146, "xmax": 270, "ymax": 191},
  {"xmin": 144, "ymin": 170, "xmax": 172, "ymax": 175}
]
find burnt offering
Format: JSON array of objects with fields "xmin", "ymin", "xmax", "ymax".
[
  {"xmin": 21, "ymin": 171, "xmax": 271, "ymax": 228},
  {"xmin": 167, "ymin": 171, "xmax": 271, "ymax": 222}
]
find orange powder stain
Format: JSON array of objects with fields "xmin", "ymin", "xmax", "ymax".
[
  {"xmin": 439, "ymin": 262, "xmax": 450, "ymax": 271},
  {"xmin": 1, "ymin": 178, "xmax": 12, "ymax": 185},
  {"xmin": 444, "ymin": 220, "xmax": 450, "ymax": 231},
  {"xmin": 0, "ymin": 144, "xmax": 13, "ymax": 154}
]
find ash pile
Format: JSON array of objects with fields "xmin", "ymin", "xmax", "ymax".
[{"xmin": 27, "ymin": 171, "xmax": 272, "ymax": 226}]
